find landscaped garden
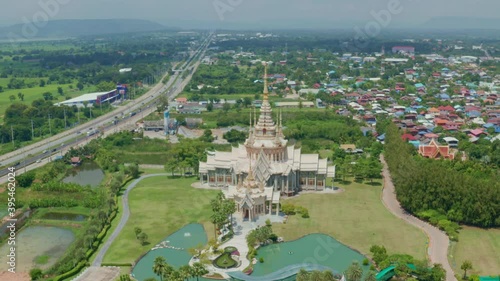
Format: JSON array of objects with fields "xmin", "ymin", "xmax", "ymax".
[
  {"xmin": 272, "ymin": 180, "xmax": 428, "ymax": 261},
  {"xmin": 213, "ymin": 248, "xmax": 239, "ymax": 269},
  {"xmin": 103, "ymin": 176, "xmax": 218, "ymax": 264}
]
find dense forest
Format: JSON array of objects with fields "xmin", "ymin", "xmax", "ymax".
[{"xmin": 384, "ymin": 124, "xmax": 500, "ymax": 229}]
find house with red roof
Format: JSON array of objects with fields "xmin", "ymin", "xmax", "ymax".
[
  {"xmin": 469, "ymin": 129, "xmax": 486, "ymax": 137},
  {"xmin": 418, "ymin": 139, "xmax": 456, "ymax": 160},
  {"xmin": 176, "ymin": 97, "xmax": 188, "ymax": 104},
  {"xmin": 401, "ymin": 133, "xmax": 417, "ymax": 141},
  {"xmin": 438, "ymin": 105, "xmax": 455, "ymax": 115}
]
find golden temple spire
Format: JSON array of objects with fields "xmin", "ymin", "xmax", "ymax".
[{"xmin": 263, "ymin": 62, "xmax": 269, "ymax": 101}]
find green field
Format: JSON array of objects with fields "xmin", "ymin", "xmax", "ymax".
[
  {"xmin": 273, "ymin": 181, "xmax": 428, "ymax": 261},
  {"xmin": 102, "ymin": 176, "xmax": 218, "ymax": 263},
  {"xmin": 450, "ymin": 226, "xmax": 500, "ymax": 275},
  {"xmin": 0, "ymin": 81, "xmax": 94, "ymax": 123}
]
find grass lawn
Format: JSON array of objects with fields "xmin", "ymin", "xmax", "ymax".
[
  {"xmin": 273, "ymin": 180, "xmax": 427, "ymax": 260},
  {"xmin": 102, "ymin": 176, "xmax": 218, "ymax": 263},
  {"xmin": 450, "ymin": 226, "xmax": 500, "ymax": 275}
]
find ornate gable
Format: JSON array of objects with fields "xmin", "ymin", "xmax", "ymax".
[{"xmin": 253, "ymin": 149, "xmax": 272, "ymax": 184}]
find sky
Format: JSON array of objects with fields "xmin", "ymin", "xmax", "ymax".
[{"xmin": 0, "ymin": 0, "xmax": 499, "ymax": 28}]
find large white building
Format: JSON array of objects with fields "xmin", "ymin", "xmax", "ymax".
[{"xmin": 198, "ymin": 65, "xmax": 335, "ymax": 220}]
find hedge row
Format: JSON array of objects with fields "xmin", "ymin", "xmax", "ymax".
[
  {"xmin": 101, "ymin": 262, "xmax": 133, "ymax": 266},
  {"xmin": 52, "ymin": 261, "xmax": 87, "ymax": 281}
]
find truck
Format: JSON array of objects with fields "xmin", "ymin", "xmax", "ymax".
[{"xmin": 87, "ymin": 129, "xmax": 98, "ymax": 137}]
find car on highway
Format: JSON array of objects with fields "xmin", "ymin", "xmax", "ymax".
[
  {"xmin": 36, "ymin": 159, "xmax": 41, "ymax": 163},
  {"xmin": 14, "ymin": 162, "xmax": 20, "ymax": 166},
  {"xmin": 43, "ymin": 150, "xmax": 48, "ymax": 153},
  {"xmin": 76, "ymin": 131, "xmax": 81, "ymax": 134},
  {"xmin": 52, "ymin": 148, "xmax": 57, "ymax": 152}
]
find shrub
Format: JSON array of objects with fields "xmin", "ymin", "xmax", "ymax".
[
  {"xmin": 269, "ymin": 233, "xmax": 278, "ymax": 242},
  {"xmin": 301, "ymin": 210, "xmax": 310, "ymax": 218},
  {"xmin": 281, "ymin": 203, "xmax": 296, "ymax": 215},
  {"xmin": 363, "ymin": 258, "xmax": 369, "ymax": 266},
  {"xmin": 259, "ymin": 257, "xmax": 264, "ymax": 263},
  {"xmin": 30, "ymin": 268, "xmax": 43, "ymax": 280}
]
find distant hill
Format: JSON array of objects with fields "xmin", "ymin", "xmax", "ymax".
[
  {"xmin": 0, "ymin": 19, "xmax": 172, "ymax": 39},
  {"xmin": 420, "ymin": 17, "xmax": 500, "ymax": 30}
]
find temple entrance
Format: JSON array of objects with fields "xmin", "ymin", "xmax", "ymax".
[{"xmin": 244, "ymin": 209, "xmax": 249, "ymax": 220}]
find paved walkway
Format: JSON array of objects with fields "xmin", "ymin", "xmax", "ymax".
[
  {"xmin": 379, "ymin": 155, "xmax": 456, "ymax": 281},
  {"xmin": 92, "ymin": 173, "xmax": 169, "ymax": 266}
]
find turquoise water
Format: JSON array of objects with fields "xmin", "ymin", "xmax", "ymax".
[
  {"xmin": 252, "ymin": 234, "xmax": 370, "ymax": 277},
  {"xmin": 132, "ymin": 223, "xmax": 209, "ymax": 281},
  {"xmin": 133, "ymin": 229, "xmax": 370, "ymax": 281}
]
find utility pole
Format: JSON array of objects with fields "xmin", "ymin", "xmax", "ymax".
[
  {"xmin": 64, "ymin": 108, "xmax": 67, "ymax": 128},
  {"xmin": 31, "ymin": 119, "xmax": 34, "ymax": 140},
  {"xmin": 10, "ymin": 125, "xmax": 14, "ymax": 147},
  {"xmin": 48, "ymin": 114, "xmax": 52, "ymax": 136}
]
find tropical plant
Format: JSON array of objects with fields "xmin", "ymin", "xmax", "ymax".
[
  {"xmin": 346, "ymin": 260, "xmax": 363, "ymax": 281},
  {"xmin": 191, "ymin": 262, "xmax": 209, "ymax": 281},
  {"xmin": 364, "ymin": 271, "xmax": 377, "ymax": 281},
  {"xmin": 179, "ymin": 265, "xmax": 192, "ymax": 281},
  {"xmin": 152, "ymin": 256, "xmax": 168, "ymax": 281}
]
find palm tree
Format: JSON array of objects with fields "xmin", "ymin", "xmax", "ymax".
[
  {"xmin": 364, "ymin": 271, "xmax": 376, "ymax": 281},
  {"xmin": 322, "ymin": 270, "xmax": 336, "ymax": 281},
  {"xmin": 461, "ymin": 260, "xmax": 473, "ymax": 279},
  {"xmin": 310, "ymin": 270, "xmax": 323, "ymax": 281},
  {"xmin": 191, "ymin": 262, "xmax": 208, "ymax": 281},
  {"xmin": 152, "ymin": 256, "xmax": 168, "ymax": 281},
  {"xmin": 346, "ymin": 260, "xmax": 363, "ymax": 281},
  {"xmin": 179, "ymin": 265, "xmax": 192, "ymax": 281},
  {"xmin": 296, "ymin": 269, "xmax": 309, "ymax": 281}
]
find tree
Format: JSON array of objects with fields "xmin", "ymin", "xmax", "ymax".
[
  {"xmin": 364, "ymin": 271, "xmax": 376, "ymax": 281},
  {"xmin": 96, "ymin": 81, "xmax": 115, "ymax": 92},
  {"xmin": 57, "ymin": 86, "xmax": 64, "ymax": 95},
  {"xmin": 9, "ymin": 95, "xmax": 16, "ymax": 102},
  {"xmin": 322, "ymin": 270, "xmax": 336, "ymax": 281},
  {"xmin": 153, "ymin": 256, "xmax": 168, "ymax": 281},
  {"xmin": 125, "ymin": 163, "xmax": 140, "ymax": 178},
  {"xmin": 191, "ymin": 262, "xmax": 208, "ymax": 281},
  {"xmin": 29, "ymin": 268, "xmax": 43, "ymax": 280},
  {"xmin": 17, "ymin": 92, "xmax": 24, "ymax": 101},
  {"xmin": 461, "ymin": 260, "xmax": 473, "ymax": 279},
  {"xmin": 134, "ymin": 227, "xmax": 142, "ymax": 238},
  {"xmin": 77, "ymin": 82, "xmax": 84, "ymax": 90},
  {"xmin": 222, "ymin": 102, "xmax": 231, "ymax": 113},
  {"xmin": 39, "ymin": 79, "xmax": 46, "ymax": 87},
  {"xmin": 42, "ymin": 92, "xmax": 53, "ymax": 101},
  {"xmin": 346, "ymin": 260, "xmax": 363, "ymax": 281},
  {"xmin": 206, "ymin": 102, "xmax": 214, "ymax": 112},
  {"xmin": 179, "ymin": 265, "xmax": 192, "ymax": 281},
  {"xmin": 296, "ymin": 269, "xmax": 309, "ymax": 281},
  {"xmin": 138, "ymin": 232, "xmax": 148, "ymax": 245}
]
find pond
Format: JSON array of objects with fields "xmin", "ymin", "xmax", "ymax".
[
  {"xmin": 250, "ymin": 234, "xmax": 370, "ymax": 278},
  {"xmin": 40, "ymin": 212, "xmax": 87, "ymax": 221},
  {"xmin": 132, "ymin": 223, "xmax": 209, "ymax": 281},
  {"xmin": 0, "ymin": 226, "xmax": 75, "ymax": 271},
  {"xmin": 62, "ymin": 161, "xmax": 104, "ymax": 188}
]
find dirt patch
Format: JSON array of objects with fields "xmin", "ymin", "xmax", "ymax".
[
  {"xmin": 0, "ymin": 271, "xmax": 30, "ymax": 281},
  {"xmin": 72, "ymin": 266, "xmax": 120, "ymax": 281}
]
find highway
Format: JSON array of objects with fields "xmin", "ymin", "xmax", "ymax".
[{"xmin": 0, "ymin": 32, "xmax": 213, "ymax": 181}]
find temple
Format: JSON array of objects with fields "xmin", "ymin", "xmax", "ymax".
[
  {"xmin": 418, "ymin": 138, "xmax": 457, "ymax": 160},
  {"xmin": 198, "ymin": 63, "xmax": 335, "ymax": 220}
]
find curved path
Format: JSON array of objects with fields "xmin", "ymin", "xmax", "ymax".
[
  {"xmin": 379, "ymin": 155, "xmax": 456, "ymax": 281},
  {"xmin": 92, "ymin": 173, "xmax": 169, "ymax": 266}
]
